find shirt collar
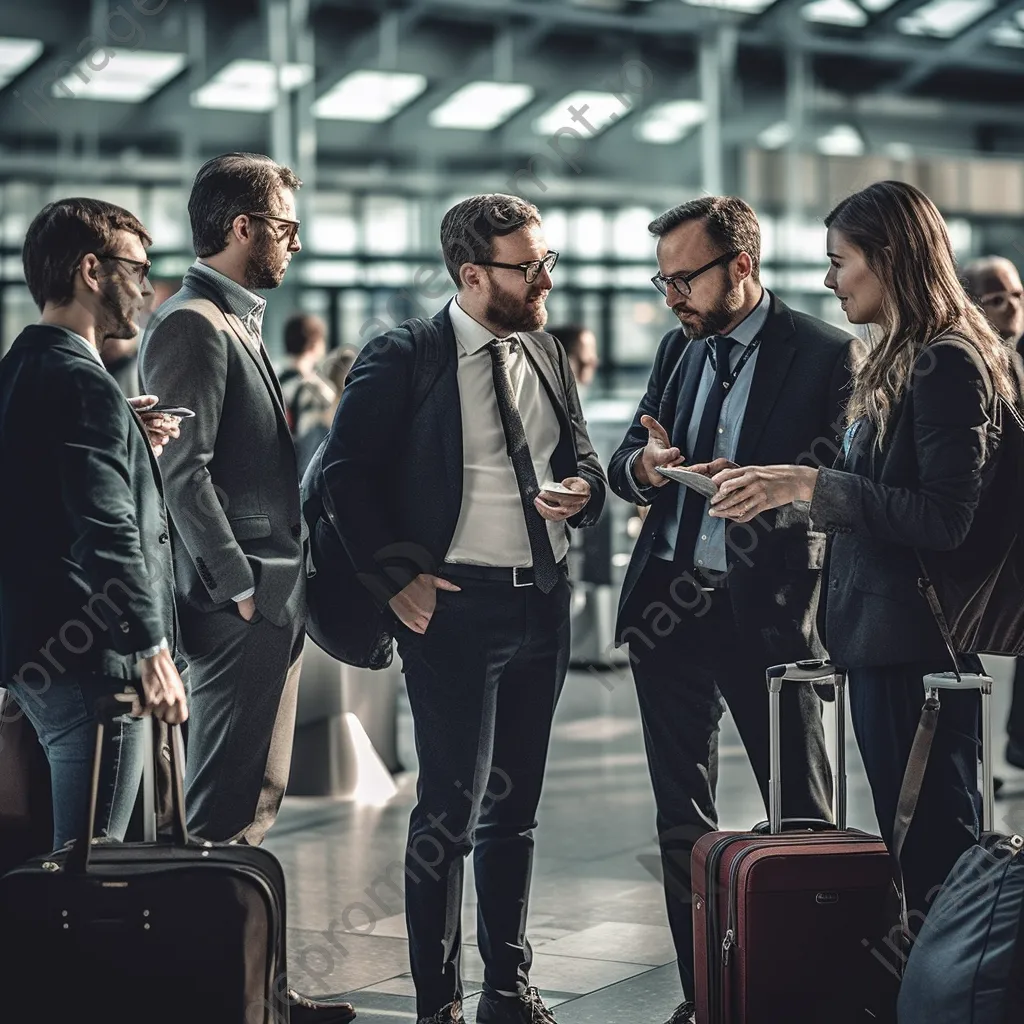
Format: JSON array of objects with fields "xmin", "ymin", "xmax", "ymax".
[
  {"xmin": 705, "ymin": 286, "xmax": 770, "ymax": 352},
  {"xmin": 51, "ymin": 325, "xmax": 104, "ymax": 367},
  {"xmin": 192, "ymin": 260, "xmax": 266, "ymax": 331},
  {"xmin": 449, "ymin": 296, "xmax": 520, "ymax": 356}
]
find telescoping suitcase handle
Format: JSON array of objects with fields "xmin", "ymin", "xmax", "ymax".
[
  {"xmin": 66, "ymin": 692, "xmax": 189, "ymax": 874},
  {"xmin": 766, "ymin": 660, "xmax": 848, "ymax": 835}
]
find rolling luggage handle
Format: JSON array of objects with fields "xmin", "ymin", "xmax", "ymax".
[
  {"xmin": 766, "ymin": 659, "xmax": 847, "ymax": 835},
  {"xmin": 66, "ymin": 692, "xmax": 188, "ymax": 874}
]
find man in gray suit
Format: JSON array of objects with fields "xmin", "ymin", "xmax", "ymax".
[{"xmin": 140, "ymin": 153, "xmax": 307, "ymax": 848}]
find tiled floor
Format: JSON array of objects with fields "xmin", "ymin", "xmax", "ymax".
[{"xmin": 266, "ymin": 656, "xmax": 1024, "ymax": 1023}]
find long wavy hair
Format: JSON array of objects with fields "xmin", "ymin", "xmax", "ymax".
[{"xmin": 825, "ymin": 180, "xmax": 1014, "ymax": 441}]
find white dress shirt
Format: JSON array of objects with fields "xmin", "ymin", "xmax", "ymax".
[{"xmin": 445, "ymin": 298, "xmax": 569, "ymax": 567}]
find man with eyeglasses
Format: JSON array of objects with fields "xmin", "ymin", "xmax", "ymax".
[
  {"xmin": 323, "ymin": 194, "xmax": 605, "ymax": 1024},
  {"xmin": 139, "ymin": 154, "xmax": 354, "ymax": 1022},
  {"xmin": 961, "ymin": 255, "xmax": 1024, "ymax": 779},
  {"xmin": 0, "ymin": 197, "xmax": 189, "ymax": 851},
  {"xmin": 607, "ymin": 197, "xmax": 855, "ymax": 1024}
]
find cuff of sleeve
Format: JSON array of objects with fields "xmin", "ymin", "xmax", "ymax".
[
  {"xmin": 627, "ymin": 449, "xmax": 656, "ymax": 504},
  {"xmin": 809, "ymin": 467, "xmax": 854, "ymax": 532},
  {"xmin": 232, "ymin": 587, "xmax": 256, "ymax": 602},
  {"xmin": 135, "ymin": 637, "xmax": 170, "ymax": 663}
]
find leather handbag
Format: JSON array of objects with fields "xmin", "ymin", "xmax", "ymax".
[{"xmin": 0, "ymin": 689, "xmax": 53, "ymax": 875}]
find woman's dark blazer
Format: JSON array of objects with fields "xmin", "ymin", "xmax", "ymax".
[{"xmin": 811, "ymin": 336, "xmax": 996, "ymax": 669}]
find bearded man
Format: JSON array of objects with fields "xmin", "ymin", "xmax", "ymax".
[
  {"xmin": 322, "ymin": 194, "xmax": 606, "ymax": 1024},
  {"xmin": 607, "ymin": 197, "xmax": 855, "ymax": 1024},
  {"xmin": 139, "ymin": 153, "xmax": 309, "ymax": 846}
]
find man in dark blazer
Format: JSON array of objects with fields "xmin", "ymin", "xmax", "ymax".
[
  {"xmin": 0, "ymin": 197, "xmax": 188, "ymax": 851},
  {"xmin": 324, "ymin": 194, "xmax": 606, "ymax": 1024},
  {"xmin": 607, "ymin": 197, "xmax": 854, "ymax": 1024}
]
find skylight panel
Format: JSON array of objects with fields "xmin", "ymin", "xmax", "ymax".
[
  {"xmin": 54, "ymin": 50, "xmax": 186, "ymax": 102},
  {"xmin": 191, "ymin": 59, "xmax": 314, "ymax": 112},
  {"xmin": 0, "ymin": 38, "xmax": 43, "ymax": 90},
  {"xmin": 897, "ymin": 0, "xmax": 995, "ymax": 37},
  {"xmin": 802, "ymin": 0, "xmax": 869, "ymax": 26},
  {"xmin": 534, "ymin": 91, "xmax": 635, "ymax": 137},
  {"xmin": 428, "ymin": 81, "xmax": 535, "ymax": 130},
  {"xmin": 314, "ymin": 70, "xmax": 427, "ymax": 122},
  {"xmin": 636, "ymin": 101, "xmax": 706, "ymax": 144}
]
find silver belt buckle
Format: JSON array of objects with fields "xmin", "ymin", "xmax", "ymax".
[{"xmin": 512, "ymin": 566, "xmax": 533, "ymax": 588}]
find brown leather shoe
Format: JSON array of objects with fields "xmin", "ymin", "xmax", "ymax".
[{"xmin": 286, "ymin": 988, "xmax": 356, "ymax": 1023}]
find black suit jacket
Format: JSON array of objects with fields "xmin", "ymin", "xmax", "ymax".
[
  {"xmin": 139, "ymin": 268, "xmax": 305, "ymax": 634},
  {"xmin": 609, "ymin": 292, "xmax": 854, "ymax": 667},
  {"xmin": 322, "ymin": 303, "xmax": 607, "ymax": 602},
  {"xmin": 0, "ymin": 325, "xmax": 175, "ymax": 685},
  {"xmin": 811, "ymin": 337, "xmax": 995, "ymax": 669}
]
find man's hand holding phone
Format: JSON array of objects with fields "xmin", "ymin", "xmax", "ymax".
[
  {"xmin": 389, "ymin": 573, "xmax": 462, "ymax": 635},
  {"xmin": 535, "ymin": 478, "xmax": 591, "ymax": 521},
  {"xmin": 634, "ymin": 415, "xmax": 684, "ymax": 487},
  {"xmin": 129, "ymin": 395, "xmax": 184, "ymax": 458}
]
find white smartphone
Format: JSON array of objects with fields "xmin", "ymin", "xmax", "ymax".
[{"xmin": 539, "ymin": 480, "xmax": 577, "ymax": 496}]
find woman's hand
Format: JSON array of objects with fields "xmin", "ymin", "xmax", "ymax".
[{"xmin": 708, "ymin": 465, "xmax": 820, "ymax": 523}]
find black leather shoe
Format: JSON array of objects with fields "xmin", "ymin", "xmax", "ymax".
[
  {"xmin": 664, "ymin": 1001, "xmax": 695, "ymax": 1024},
  {"xmin": 287, "ymin": 988, "xmax": 357, "ymax": 1023},
  {"xmin": 1007, "ymin": 736, "xmax": 1024, "ymax": 770},
  {"xmin": 417, "ymin": 1000, "xmax": 464, "ymax": 1023},
  {"xmin": 477, "ymin": 987, "xmax": 556, "ymax": 1023}
]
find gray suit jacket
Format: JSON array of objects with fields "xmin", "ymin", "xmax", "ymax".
[{"xmin": 139, "ymin": 268, "xmax": 305, "ymax": 633}]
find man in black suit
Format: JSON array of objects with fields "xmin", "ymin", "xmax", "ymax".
[
  {"xmin": 0, "ymin": 197, "xmax": 188, "ymax": 851},
  {"xmin": 607, "ymin": 197, "xmax": 854, "ymax": 1024},
  {"xmin": 324, "ymin": 194, "xmax": 606, "ymax": 1024}
]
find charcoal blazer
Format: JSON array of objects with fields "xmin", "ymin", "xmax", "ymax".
[
  {"xmin": 322, "ymin": 302, "xmax": 607, "ymax": 602},
  {"xmin": 139, "ymin": 267, "xmax": 304, "ymax": 632},
  {"xmin": 0, "ymin": 325, "xmax": 175, "ymax": 685},
  {"xmin": 608, "ymin": 292, "xmax": 854, "ymax": 667}
]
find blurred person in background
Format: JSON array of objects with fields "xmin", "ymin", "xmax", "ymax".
[
  {"xmin": 608, "ymin": 196, "xmax": 854, "ymax": 1024},
  {"xmin": 962, "ymin": 255, "xmax": 1024, "ymax": 774},
  {"xmin": 0, "ymin": 198, "xmax": 188, "ymax": 850},
  {"xmin": 278, "ymin": 312, "xmax": 337, "ymax": 473},
  {"xmin": 324, "ymin": 193, "xmax": 606, "ymax": 1024},
  {"xmin": 320, "ymin": 343, "xmax": 358, "ymax": 400},
  {"xmin": 140, "ymin": 153, "xmax": 353, "ymax": 1023},
  {"xmin": 712, "ymin": 180, "xmax": 1016, "ymax": 972},
  {"xmin": 548, "ymin": 324, "xmax": 600, "ymax": 394}
]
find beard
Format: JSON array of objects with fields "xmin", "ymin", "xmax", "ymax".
[
  {"xmin": 673, "ymin": 282, "xmax": 745, "ymax": 340},
  {"xmin": 485, "ymin": 277, "xmax": 548, "ymax": 334},
  {"xmin": 244, "ymin": 229, "xmax": 289, "ymax": 290},
  {"xmin": 97, "ymin": 279, "xmax": 140, "ymax": 345}
]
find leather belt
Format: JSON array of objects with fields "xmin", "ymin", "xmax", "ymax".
[{"xmin": 442, "ymin": 560, "xmax": 568, "ymax": 588}]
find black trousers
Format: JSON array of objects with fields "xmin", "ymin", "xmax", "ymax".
[
  {"xmin": 849, "ymin": 659, "xmax": 980, "ymax": 943},
  {"xmin": 395, "ymin": 570, "xmax": 571, "ymax": 1018},
  {"xmin": 1008, "ymin": 658, "xmax": 1024, "ymax": 748},
  {"xmin": 627, "ymin": 558, "xmax": 833, "ymax": 1001}
]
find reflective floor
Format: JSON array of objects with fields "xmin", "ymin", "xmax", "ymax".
[{"xmin": 266, "ymin": 656, "xmax": 1024, "ymax": 1023}]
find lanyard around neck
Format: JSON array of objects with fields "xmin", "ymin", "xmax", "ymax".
[{"xmin": 709, "ymin": 336, "xmax": 761, "ymax": 393}]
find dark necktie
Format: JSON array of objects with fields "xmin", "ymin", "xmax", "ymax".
[
  {"xmin": 487, "ymin": 338, "xmax": 560, "ymax": 594},
  {"xmin": 673, "ymin": 334, "xmax": 736, "ymax": 568}
]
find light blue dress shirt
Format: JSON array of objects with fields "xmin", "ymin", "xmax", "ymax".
[{"xmin": 630, "ymin": 288, "xmax": 770, "ymax": 571}]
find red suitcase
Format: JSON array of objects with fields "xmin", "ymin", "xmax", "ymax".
[{"xmin": 692, "ymin": 660, "xmax": 899, "ymax": 1024}]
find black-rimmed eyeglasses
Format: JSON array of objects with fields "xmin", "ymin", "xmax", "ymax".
[
  {"xmin": 97, "ymin": 253, "xmax": 152, "ymax": 285},
  {"xmin": 476, "ymin": 250, "xmax": 559, "ymax": 285},
  {"xmin": 651, "ymin": 250, "xmax": 740, "ymax": 298},
  {"xmin": 246, "ymin": 212, "xmax": 302, "ymax": 246}
]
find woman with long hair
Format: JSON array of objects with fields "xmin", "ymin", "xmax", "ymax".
[{"xmin": 705, "ymin": 180, "xmax": 1015, "ymax": 935}]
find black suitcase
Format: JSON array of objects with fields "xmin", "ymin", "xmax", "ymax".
[{"xmin": 0, "ymin": 701, "xmax": 291, "ymax": 1024}]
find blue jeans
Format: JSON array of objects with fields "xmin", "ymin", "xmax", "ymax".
[{"xmin": 6, "ymin": 677, "xmax": 145, "ymax": 850}]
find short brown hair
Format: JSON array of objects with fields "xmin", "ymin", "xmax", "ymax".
[
  {"xmin": 440, "ymin": 193, "xmax": 541, "ymax": 286},
  {"xmin": 648, "ymin": 196, "xmax": 761, "ymax": 279},
  {"xmin": 283, "ymin": 313, "xmax": 326, "ymax": 357},
  {"xmin": 22, "ymin": 197, "xmax": 152, "ymax": 311},
  {"xmin": 189, "ymin": 152, "xmax": 302, "ymax": 258}
]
